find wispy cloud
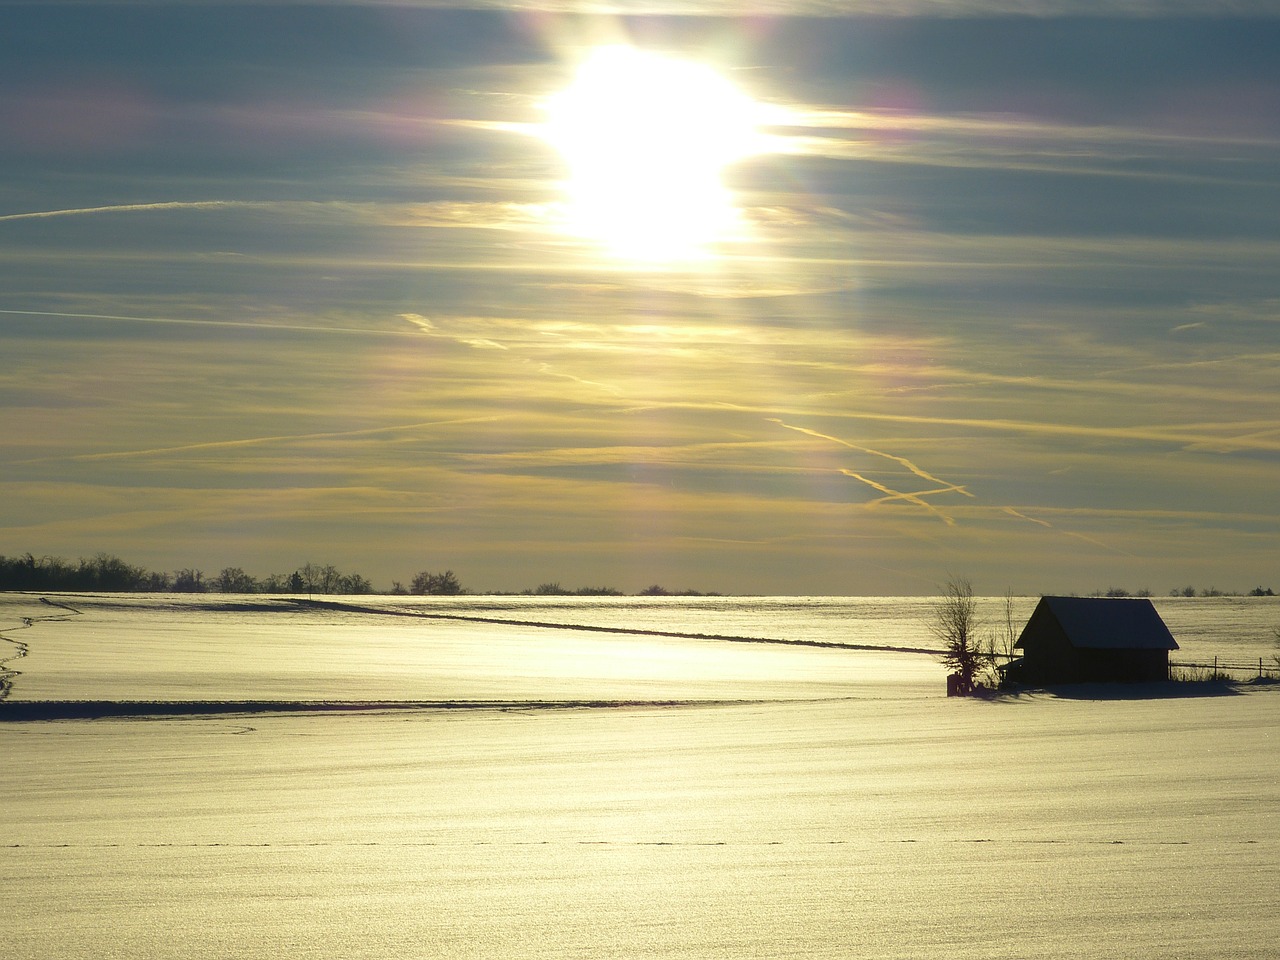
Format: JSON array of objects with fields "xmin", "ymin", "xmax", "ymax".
[
  {"xmin": 13, "ymin": 418, "xmax": 504, "ymax": 467},
  {"xmin": 15, "ymin": 1, "xmax": 1276, "ymax": 14},
  {"xmin": 810, "ymin": 410, "xmax": 1280, "ymax": 456},
  {"xmin": 4, "ymin": 4, "xmax": 1278, "ymax": 594},
  {"xmin": 766, "ymin": 105, "xmax": 1280, "ymax": 183}
]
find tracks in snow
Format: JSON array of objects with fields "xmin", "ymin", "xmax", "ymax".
[{"xmin": 0, "ymin": 597, "xmax": 83, "ymax": 700}]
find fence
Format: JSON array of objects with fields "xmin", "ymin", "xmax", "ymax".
[{"xmin": 1170, "ymin": 656, "xmax": 1278, "ymax": 680}]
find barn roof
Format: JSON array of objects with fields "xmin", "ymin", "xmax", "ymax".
[{"xmin": 1018, "ymin": 596, "xmax": 1179, "ymax": 651}]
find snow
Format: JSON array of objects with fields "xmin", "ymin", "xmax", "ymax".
[{"xmin": 2, "ymin": 594, "xmax": 1278, "ymax": 958}]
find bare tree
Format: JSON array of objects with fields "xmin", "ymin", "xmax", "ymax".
[
  {"xmin": 299, "ymin": 563, "xmax": 321, "ymax": 596},
  {"xmin": 932, "ymin": 576, "xmax": 994, "ymax": 696},
  {"xmin": 996, "ymin": 589, "xmax": 1019, "ymax": 663},
  {"xmin": 216, "ymin": 567, "xmax": 258, "ymax": 594},
  {"xmin": 172, "ymin": 568, "xmax": 206, "ymax": 593},
  {"xmin": 411, "ymin": 569, "xmax": 462, "ymax": 596}
]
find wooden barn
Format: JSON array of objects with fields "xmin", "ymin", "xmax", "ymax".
[{"xmin": 1003, "ymin": 596, "xmax": 1179, "ymax": 686}]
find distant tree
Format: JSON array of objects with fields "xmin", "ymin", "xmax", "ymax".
[
  {"xmin": 433, "ymin": 570, "xmax": 461, "ymax": 595},
  {"xmin": 932, "ymin": 576, "xmax": 993, "ymax": 696},
  {"xmin": 258, "ymin": 572, "xmax": 290, "ymax": 593},
  {"xmin": 299, "ymin": 563, "xmax": 322, "ymax": 595},
  {"xmin": 0, "ymin": 553, "xmax": 43, "ymax": 590},
  {"xmin": 1105, "ymin": 586, "xmax": 1130, "ymax": 598},
  {"xmin": 293, "ymin": 563, "xmax": 368, "ymax": 595},
  {"xmin": 172, "ymin": 569, "xmax": 206, "ymax": 593},
  {"xmin": 1249, "ymin": 586, "xmax": 1275, "ymax": 597},
  {"xmin": 638, "ymin": 584, "xmax": 670, "ymax": 596},
  {"xmin": 389, "ymin": 580, "xmax": 408, "ymax": 595},
  {"xmin": 80, "ymin": 553, "xmax": 147, "ymax": 591},
  {"xmin": 576, "ymin": 586, "xmax": 623, "ymax": 596},
  {"xmin": 318, "ymin": 564, "xmax": 341, "ymax": 594},
  {"xmin": 216, "ymin": 567, "xmax": 258, "ymax": 594},
  {"xmin": 141, "ymin": 570, "xmax": 172, "ymax": 591},
  {"xmin": 534, "ymin": 582, "xmax": 570, "ymax": 595},
  {"xmin": 1178, "ymin": 585, "xmax": 1197, "ymax": 598},
  {"xmin": 411, "ymin": 570, "xmax": 462, "ymax": 596},
  {"xmin": 337, "ymin": 572, "xmax": 373, "ymax": 595}
]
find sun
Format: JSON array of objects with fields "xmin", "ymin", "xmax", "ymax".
[{"xmin": 542, "ymin": 46, "xmax": 765, "ymax": 262}]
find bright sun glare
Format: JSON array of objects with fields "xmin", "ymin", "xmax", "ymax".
[{"xmin": 542, "ymin": 46, "xmax": 765, "ymax": 263}]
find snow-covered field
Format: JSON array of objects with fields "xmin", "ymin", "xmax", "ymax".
[{"xmin": 2, "ymin": 594, "xmax": 1278, "ymax": 958}]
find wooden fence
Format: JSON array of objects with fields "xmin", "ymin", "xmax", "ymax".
[{"xmin": 1170, "ymin": 656, "xmax": 1278, "ymax": 680}]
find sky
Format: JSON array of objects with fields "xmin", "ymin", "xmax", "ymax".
[{"xmin": 3, "ymin": 2, "xmax": 1280, "ymax": 596}]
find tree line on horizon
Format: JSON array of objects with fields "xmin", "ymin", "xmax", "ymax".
[
  {"xmin": 1096, "ymin": 585, "xmax": 1276, "ymax": 598},
  {"xmin": 5, "ymin": 552, "xmax": 1270, "ymax": 600},
  {"xmin": 0, "ymin": 553, "xmax": 716, "ymax": 598}
]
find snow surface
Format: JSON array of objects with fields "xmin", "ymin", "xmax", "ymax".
[{"xmin": 2, "ymin": 594, "xmax": 1278, "ymax": 958}]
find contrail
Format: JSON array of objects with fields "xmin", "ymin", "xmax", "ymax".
[
  {"xmin": 870, "ymin": 484, "xmax": 972, "ymax": 506},
  {"xmin": 0, "ymin": 308, "xmax": 426, "ymax": 340},
  {"xmin": 768, "ymin": 418, "xmax": 974, "ymax": 498},
  {"xmin": 841, "ymin": 469, "xmax": 957, "ymax": 526},
  {"xmin": 0, "ymin": 201, "xmax": 238, "ymax": 223},
  {"xmin": 1001, "ymin": 506, "xmax": 1127, "ymax": 554},
  {"xmin": 15, "ymin": 417, "xmax": 503, "ymax": 466},
  {"xmin": 1002, "ymin": 506, "xmax": 1053, "ymax": 529},
  {"xmin": 771, "ymin": 417, "xmax": 1122, "ymax": 552}
]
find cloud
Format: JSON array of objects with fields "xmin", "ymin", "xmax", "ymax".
[
  {"xmin": 0, "ymin": 308, "xmax": 439, "ymax": 340},
  {"xmin": 811, "ymin": 409, "xmax": 1280, "ymax": 455},
  {"xmin": 15, "ymin": 418, "xmax": 505, "ymax": 467},
  {"xmin": 765, "ymin": 105, "xmax": 1280, "ymax": 184},
  {"xmin": 15, "ymin": 1, "xmax": 1277, "ymax": 14}
]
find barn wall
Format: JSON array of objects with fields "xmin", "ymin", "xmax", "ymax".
[
  {"xmin": 1077, "ymin": 649, "xmax": 1169, "ymax": 683},
  {"xmin": 1018, "ymin": 612, "xmax": 1081, "ymax": 685}
]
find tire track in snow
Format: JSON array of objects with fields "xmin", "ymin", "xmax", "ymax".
[{"xmin": 0, "ymin": 598, "xmax": 83, "ymax": 700}]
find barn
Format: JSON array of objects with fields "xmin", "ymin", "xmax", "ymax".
[{"xmin": 1003, "ymin": 596, "xmax": 1179, "ymax": 686}]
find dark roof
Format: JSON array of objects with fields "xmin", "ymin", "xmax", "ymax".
[{"xmin": 1018, "ymin": 596, "xmax": 1179, "ymax": 651}]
